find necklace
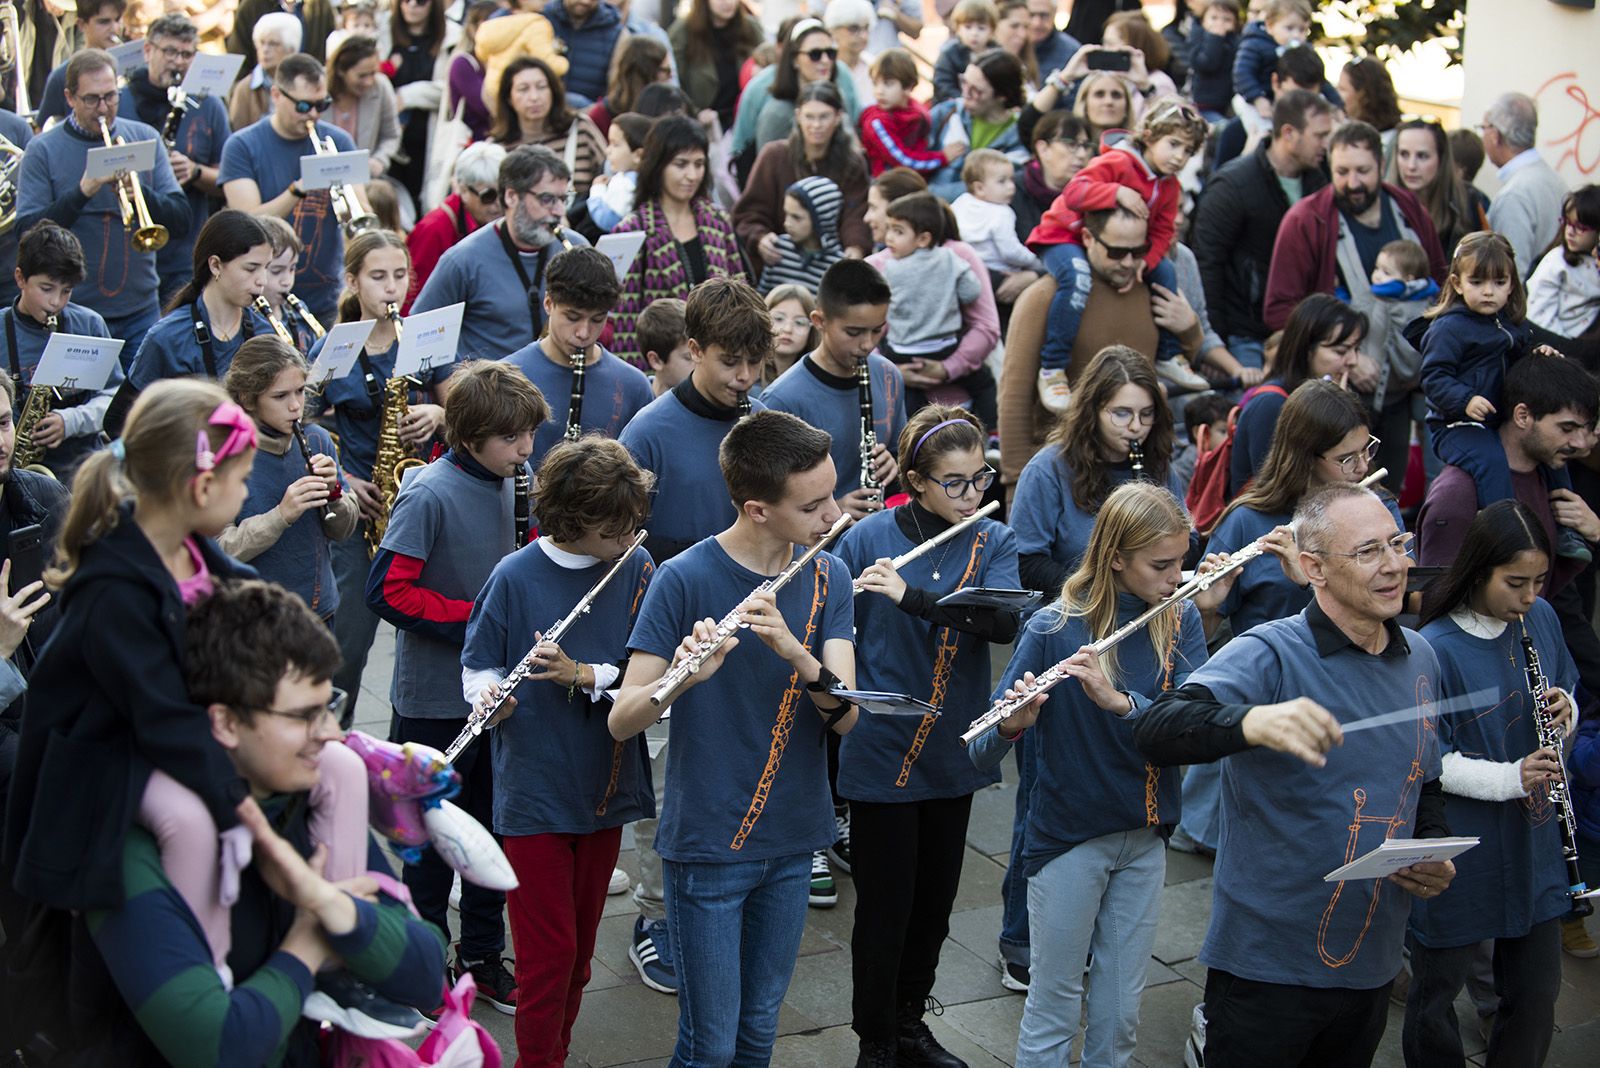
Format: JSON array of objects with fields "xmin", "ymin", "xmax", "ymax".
[{"xmin": 908, "ymin": 505, "xmax": 953, "ymax": 581}]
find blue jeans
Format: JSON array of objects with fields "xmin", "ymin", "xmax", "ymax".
[
  {"xmin": 1175, "ymin": 762, "xmax": 1222, "ymax": 851},
  {"xmin": 1000, "ymin": 733, "xmax": 1034, "ymax": 967},
  {"xmin": 1430, "ymin": 420, "xmax": 1573, "ymax": 508},
  {"xmin": 329, "ymin": 523, "xmax": 381, "ymax": 725},
  {"xmin": 105, "ymin": 305, "xmax": 161, "ymax": 373},
  {"xmin": 1040, "ymin": 244, "xmax": 1180, "ymax": 373},
  {"xmin": 664, "ymin": 851, "xmax": 811, "ymax": 1067},
  {"xmin": 1226, "ymin": 334, "xmax": 1266, "ymax": 372},
  {"xmin": 1017, "ymin": 829, "xmax": 1165, "ymax": 1068}
]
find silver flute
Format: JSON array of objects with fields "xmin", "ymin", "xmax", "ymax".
[
  {"xmin": 853, "ymin": 501, "xmax": 999, "ymax": 595},
  {"xmin": 650, "ymin": 514, "xmax": 852, "ymax": 707},
  {"xmin": 444, "ymin": 530, "xmax": 649, "ymax": 763},
  {"xmin": 959, "ymin": 539, "xmax": 1269, "ymax": 746}
]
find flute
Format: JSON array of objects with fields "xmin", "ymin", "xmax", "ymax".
[
  {"xmin": 853, "ymin": 501, "xmax": 999, "ymax": 595},
  {"xmin": 959, "ymin": 540, "xmax": 1269, "ymax": 746},
  {"xmin": 650, "ymin": 514, "xmax": 852, "ymax": 707},
  {"xmin": 291, "ymin": 419, "xmax": 341, "ymax": 522},
  {"xmin": 445, "ymin": 530, "xmax": 650, "ymax": 763},
  {"xmin": 1358, "ymin": 467, "xmax": 1387, "ymax": 488}
]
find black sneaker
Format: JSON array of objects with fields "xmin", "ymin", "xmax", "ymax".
[
  {"xmin": 302, "ymin": 970, "xmax": 429, "ymax": 1040},
  {"xmin": 628, "ymin": 915, "xmax": 678, "ymax": 994},
  {"xmin": 809, "ymin": 850, "xmax": 837, "ymax": 908},
  {"xmin": 855, "ymin": 1039, "xmax": 899, "ymax": 1068},
  {"xmin": 897, "ymin": 999, "xmax": 966, "ymax": 1068},
  {"xmin": 827, "ymin": 805, "xmax": 853, "ymax": 874},
  {"xmin": 1557, "ymin": 525, "xmax": 1593, "ymax": 563},
  {"xmin": 450, "ymin": 953, "xmax": 516, "ymax": 1015}
]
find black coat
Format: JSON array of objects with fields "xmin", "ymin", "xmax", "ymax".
[
  {"xmin": 4, "ymin": 509, "xmax": 251, "ymax": 911},
  {"xmin": 0, "ymin": 470, "xmax": 71, "ymax": 714},
  {"xmin": 1190, "ymin": 142, "xmax": 1329, "ymax": 343}
]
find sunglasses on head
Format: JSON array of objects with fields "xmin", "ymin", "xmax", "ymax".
[{"xmin": 802, "ymin": 47, "xmax": 838, "ymax": 62}]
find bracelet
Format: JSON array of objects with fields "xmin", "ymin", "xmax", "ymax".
[{"xmin": 289, "ymin": 181, "xmax": 307, "ymax": 199}]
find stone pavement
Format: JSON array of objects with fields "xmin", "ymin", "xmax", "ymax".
[{"xmin": 351, "ymin": 625, "xmax": 1600, "ymax": 1067}]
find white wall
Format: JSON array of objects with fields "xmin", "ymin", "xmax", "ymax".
[{"xmin": 1460, "ymin": 0, "xmax": 1599, "ymax": 194}]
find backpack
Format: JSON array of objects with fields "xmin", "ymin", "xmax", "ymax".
[{"xmin": 1185, "ymin": 384, "xmax": 1287, "ymax": 534}]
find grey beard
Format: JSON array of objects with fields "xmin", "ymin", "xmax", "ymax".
[{"xmin": 511, "ymin": 215, "xmax": 556, "ymax": 249}]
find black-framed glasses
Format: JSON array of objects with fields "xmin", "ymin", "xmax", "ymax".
[
  {"xmin": 72, "ymin": 91, "xmax": 118, "ymax": 109},
  {"xmin": 801, "ymin": 47, "xmax": 838, "ymax": 62},
  {"xmin": 250, "ymin": 687, "xmax": 348, "ymax": 730},
  {"xmin": 933, "ymin": 467, "xmax": 997, "ymax": 498},
  {"xmin": 1056, "ymin": 137, "xmax": 1094, "ymax": 153},
  {"xmin": 467, "ymin": 185, "xmax": 500, "ymax": 204},
  {"xmin": 285, "ymin": 92, "xmax": 334, "ymax": 114},
  {"xmin": 1308, "ymin": 531, "xmax": 1414, "ymax": 569},
  {"xmin": 1324, "ymin": 434, "xmax": 1380, "ymax": 473},
  {"xmin": 511, "ymin": 190, "xmax": 566, "ymax": 210},
  {"xmin": 1106, "ymin": 406, "xmax": 1157, "ymax": 428},
  {"xmin": 153, "ymin": 44, "xmax": 198, "ymax": 62}
]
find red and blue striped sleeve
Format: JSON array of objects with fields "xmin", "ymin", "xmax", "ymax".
[{"xmin": 365, "ymin": 548, "xmax": 474, "ymax": 644}]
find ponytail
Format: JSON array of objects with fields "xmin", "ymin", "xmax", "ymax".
[
  {"xmin": 166, "ymin": 210, "xmax": 274, "ymax": 313},
  {"xmin": 49, "ymin": 448, "xmax": 127, "ymax": 590}
]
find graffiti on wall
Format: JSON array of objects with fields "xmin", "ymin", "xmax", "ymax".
[{"xmin": 1536, "ymin": 70, "xmax": 1600, "ymax": 178}]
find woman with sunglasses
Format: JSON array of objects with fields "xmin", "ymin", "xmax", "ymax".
[
  {"xmin": 836, "ymin": 405, "xmax": 1021, "ymax": 1068},
  {"xmin": 731, "ymin": 17, "xmax": 862, "ymax": 169},
  {"xmin": 402, "ymin": 140, "xmax": 507, "ymax": 312},
  {"xmin": 490, "ymin": 55, "xmax": 607, "ymax": 202}
]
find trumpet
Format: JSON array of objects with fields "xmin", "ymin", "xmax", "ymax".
[
  {"xmin": 853, "ymin": 501, "xmax": 999, "ymax": 596},
  {"xmin": 305, "ymin": 119, "xmax": 378, "ymax": 239},
  {"xmin": 0, "ymin": 4, "xmax": 31, "ymax": 126},
  {"xmin": 651, "ymin": 514, "xmax": 852, "ymax": 707},
  {"xmin": 285, "ymin": 293, "xmax": 327, "ymax": 340},
  {"xmin": 959, "ymin": 540, "xmax": 1269, "ymax": 746},
  {"xmin": 444, "ymin": 530, "xmax": 650, "ymax": 763},
  {"xmin": 253, "ymin": 296, "xmax": 297, "ymax": 346},
  {"xmin": 99, "ymin": 117, "xmax": 168, "ymax": 252}
]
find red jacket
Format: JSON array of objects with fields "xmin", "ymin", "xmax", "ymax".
[
  {"xmin": 1262, "ymin": 182, "xmax": 1447, "ymax": 331},
  {"xmin": 1026, "ymin": 141, "xmax": 1178, "ymax": 272},
  {"xmin": 859, "ymin": 103, "xmax": 945, "ymax": 178},
  {"xmin": 403, "ymin": 193, "xmax": 480, "ymax": 314}
]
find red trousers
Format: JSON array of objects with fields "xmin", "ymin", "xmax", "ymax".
[{"xmin": 503, "ymin": 826, "xmax": 623, "ymax": 1068}]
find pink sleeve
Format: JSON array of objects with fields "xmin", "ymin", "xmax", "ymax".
[{"xmin": 939, "ymin": 241, "xmax": 1000, "ymax": 380}]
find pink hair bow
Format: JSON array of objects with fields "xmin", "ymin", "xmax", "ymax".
[{"xmin": 195, "ymin": 401, "xmax": 258, "ymax": 472}]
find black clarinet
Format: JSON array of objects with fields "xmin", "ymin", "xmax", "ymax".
[
  {"xmin": 737, "ymin": 391, "xmax": 751, "ymax": 416},
  {"xmin": 292, "ymin": 419, "xmax": 341, "ymax": 523},
  {"xmin": 161, "ymin": 87, "xmax": 190, "ymax": 150},
  {"xmin": 857, "ymin": 357, "xmax": 881, "ymax": 508},
  {"xmin": 1521, "ymin": 624, "xmax": 1596, "ymax": 915},
  {"xmin": 565, "ymin": 347, "xmax": 586, "ymax": 442},
  {"xmin": 1129, "ymin": 438, "xmax": 1145, "ymax": 476},
  {"xmin": 513, "ymin": 467, "xmax": 532, "ymax": 548}
]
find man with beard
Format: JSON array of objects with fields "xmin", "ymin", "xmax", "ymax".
[
  {"xmin": 1419, "ymin": 355, "xmax": 1600, "ymax": 694},
  {"xmin": 411, "ymin": 145, "xmax": 592, "ymax": 362},
  {"xmin": 119, "ymin": 14, "xmax": 231, "ymax": 306},
  {"xmin": 1262, "ymin": 121, "xmax": 1446, "ymax": 332}
]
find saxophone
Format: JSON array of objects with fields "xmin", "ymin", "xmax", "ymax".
[
  {"xmin": 365, "ymin": 306, "xmax": 427, "ymax": 554},
  {"xmin": 13, "ymin": 314, "xmax": 58, "ymax": 478}
]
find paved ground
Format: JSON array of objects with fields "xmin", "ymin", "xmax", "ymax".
[{"xmin": 351, "ymin": 625, "xmax": 1600, "ymax": 1067}]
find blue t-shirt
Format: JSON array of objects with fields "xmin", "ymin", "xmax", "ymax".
[
  {"xmin": 759, "ymin": 353, "xmax": 908, "ymax": 498},
  {"xmin": 995, "ymin": 594, "xmax": 1207, "ymax": 874},
  {"xmin": 502, "ymin": 341, "xmax": 653, "ymax": 472},
  {"xmin": 1010, "ymin": 446, "xmax": 1187, "ymax": 580},
  {"xmin": 217, "ymin": 117, "xmax": 357, "ymax": 321},
  {"xmin": 410, "ymin": 221, "xmax": 591, "ymax": 363},
  {"xmin": 128, "ymin": 299, "xmax": 273, "ymax": 388},
  {"xmin": 120, "ymin": 75, "xmax": 230, "ymax": 285},
  {"xmin": 312, "ymin": 336, "xmax": 456, "ymax": 481},
  {"xmin": 834, "ymin": 508, "xmax": 1018, "ymax": 802},
  {"xmin": 1228, "ymin": 381, "xmax": 1287, "ymax": 497},
  {"xmin": 627, "ymin": 536, "xmax": 854, "ymax": 862},
  {"xmin": 235, "ymin": 425, "xmax": 350, "ymax": 618},
  {"xmin": 1187, "ymin": 607, "xmax": 1443, "ymax": 989},
  {"xmin": 618, "ymin": 383, "xmax": 765, "ymax": 563},
  {"xmin": 0, "ymin": 302, "xmax": 121, "ymax": 479},
  {"xmin": 1411, "ymin": 599, "xmax": 1575, "ymax": 947},
  {"xmin": 465, "ymin": 540, "xmax": 657, "ymax": 836}
]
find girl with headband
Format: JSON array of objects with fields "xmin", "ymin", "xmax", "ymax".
[
  {"xmin": 835, "ymin": 404, "xmax": 1021, "ymax": 1068},
  {"xmin": 6, "ymin": 379, "xmax": 369, "ymax": 987}
]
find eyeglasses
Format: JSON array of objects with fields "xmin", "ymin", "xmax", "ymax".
[
  {"xmin": 284, "ymin": 91, "xmax": 335, "ymax": 114},
  {"xmin": 931, "ymin": 467, "xmax": 997, "ymax": 498},
  {"xmin": 801, "ymin": 47, "xmax": 838, "ymax": 62},
  {"xmin": 1308, "ymin": 531, "xmax": 1414, "ymax": 569},
  {"xmin": 1089, "ymin": 233, "xmax": 1150, "ymax": 261},
  {"xmin": 72, "ymin": 91, "xmax": 118, "ymax": 109},
  {"xmin": 512, "ymin": 190, "xmax": 566, "ymax": 210},
  {"xmin": 1324, "ymin": 434, "xmax": 1381, "ymax": 473},
  {"xmin": 153, "ymin": 44, "xmax": 198, "ymax": 62},
  {"xmin": 250, "ymin": 688, "xmax": 348, "ymax": 731},
  {"xmin": 1565, "ymin": 216, "xmax": 1597, "ymax": 235},
  {"xmin": 1056, "ymin": 138, "xmax": 1094, "ymax": 153},
  {"xmin": 467, "ymin": 185, "xmax": 500, "ymax": 204},
  {"xmin": 1105, "ymin": 406, "xmax": 1157, "ymax": 428}
]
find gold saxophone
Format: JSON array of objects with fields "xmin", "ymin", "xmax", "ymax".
[
  {"xmin": 365, "ymin": 305, "xmax": 426, "ymax": 554},
  {"xmin": 13, "ymin": 314, "xmax": 58, "ymax": 478}
]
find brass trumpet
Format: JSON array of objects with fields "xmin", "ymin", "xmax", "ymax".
[
  {"xmin": 305, "ymin": 119, "xmax": 378, "ymax": 239},
  {"xmin": 0, "ymin": 4, "xmax": 32, "ymax": 125},
  {"xmin": 98, "ymin": 117, "xmax": 168, "ymax": 252}
]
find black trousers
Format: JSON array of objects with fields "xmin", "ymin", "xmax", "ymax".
[
  {"xmin": 1401, "ymin": 921, "xmax": 1561, "ymax": 1068},
  {"xmin": 1203, "ymin": 968, "xmax": 1392, "ymax": 1068},
  {"xmin": 849, "ymin": 793, "xmax": 974, "ymax": 1042},
  {"xmin": 390, "ymin": 711, "xmax": 505, "ymax": 961}
]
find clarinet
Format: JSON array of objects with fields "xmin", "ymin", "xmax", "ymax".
[
  {"xmin": 513, "ymin": 467, "xmax": 532, "ymax": 548},
  {"xmin": 1521, "ymin": 623, "xmax": 1596, "ymax": 913},
  {"xmin": 960, "ymin": 540, "xmax": 1269, "ymax": 746},
  {"xmin": 565, "ymin": 347, "xmax": 586, "ymax": 441},
  {"xmin": 444, "ymin": 530, "xmax": 650, "ymax": 763},
  {"xmin": 857, "ymin": 357, "xmax": 881, "ymax": 508},
  {"xmin": 738, "ymin": 391, "xmax": 751, "ymax": 416},
  {"xmin": 650, "ymin": 514, "xmax": 852, "ymax": 707},
  {"xmin": 1128, "ymin": 438, "xmax": 1145, "ymax": 476},
  {"xmin": 292, "ymin": 419, "xmax": 342, "ymax": 523},
  {"xmin": 160, "ymin": 86, "xmax": 191, "ymax": 150}
]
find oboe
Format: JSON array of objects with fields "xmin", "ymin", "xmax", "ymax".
[
  {"xmin": 253, "ymin": 296, "xmax": 297, "ymax": 347},
  {"xmin": 959, "ymin": 540, "xmax": 1269, "ymax": 746},
  {"xmin": 1128, "ymin": 438, "xmax": 1144, "ymax": 475},
  {"xmin": 857, "ymin": 356, "xmax": 881, "ymax": 508},
  {"xmin": 1521, "ymin": 623, "xmax": 1596, "ymax": 913},
  {"xmin": 445, "ymin": 530, "xmax": 650, "ymax": 763},
  {"xmin": 650, "ymin": 514, "xmax": 852, "ymax": 707},
  {"xmin": 285, "ymin": 294, "xmax": 327, "ymax": 340},
  {"xmin": 565, "ymin": 347, "xmax": 586, "ymax": 441},
  {"xmin": 291, "ymin": 419, "xmax": 342, "ymax": 522},
  {"xmin": 853, "ymin": 501, "xmax": 1000, "ymax": 595}
]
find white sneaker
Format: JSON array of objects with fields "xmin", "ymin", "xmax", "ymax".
[
  {"xmin": 448, "ymin": 872, "xmax": 461, "ymax": 911},
  {"xmin": 1037, "ymin": 369, "xmax": 1072, "ymax": 413},
  {"xmin": 1184, "ymin": 1002, "xmax": 1206, "ymax": 1068},
  {"xmin": 608, "ymin": 866, "xmax": 630, "ymax": 895},
  {"xmin": 1156, "ymin": 356, "xmax": 1210, "ymax": 394}
]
